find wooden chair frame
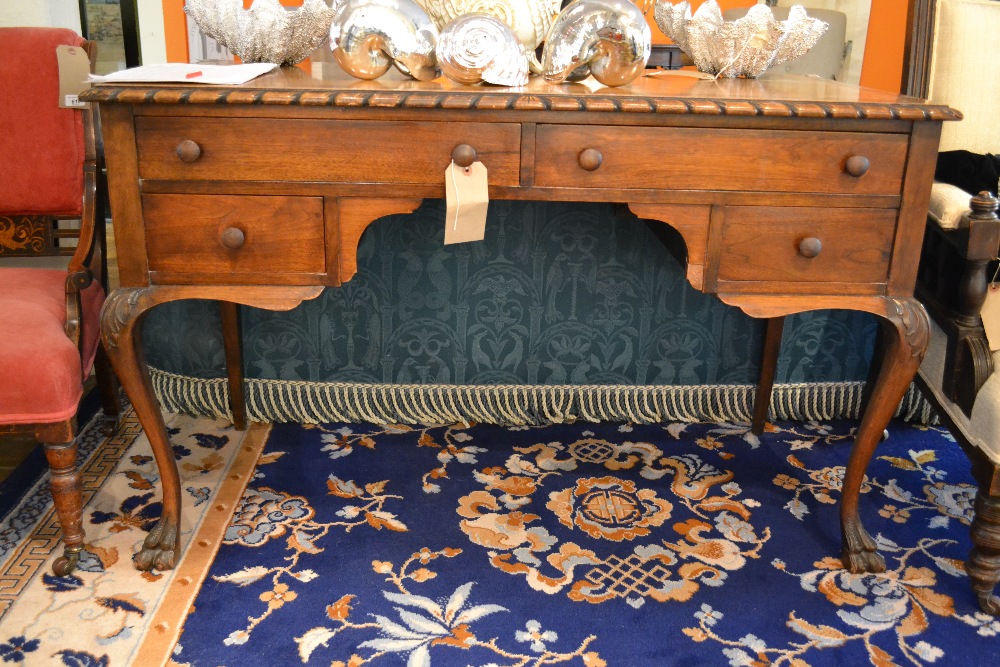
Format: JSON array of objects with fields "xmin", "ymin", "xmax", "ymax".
[{"xmin": 0, "ymin": 39, "xmax": 120, "ymax": 575}]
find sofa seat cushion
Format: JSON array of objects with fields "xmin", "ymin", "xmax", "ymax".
[
  {"xmin": 0, "ymin": 268, "xmax": 104, "ymax": 425},
  {"xmin": 922, "ymin": 317, "xmax": 1000, "ymax": 462}
]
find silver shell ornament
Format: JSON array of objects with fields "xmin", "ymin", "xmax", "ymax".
[
  {"xmin": 183, "ymin": 0, "xmax": 337, "ymax": 65},
  {"xmin": 415, "ymin": 0, "xmax": 562, "ymax": 68},
  {"xmin": 653, "ymin": 0, "xmax": 828, "ymax": 79},
  {"xmin": 542, "ymin": 0, "xmax": 652, "ymax": 87},
  {"xmin": 437, "ymin": 14, "xmax": 529, "ymax": 86},
  {"xmin": 330, "ymin": 0, "xmax": 439, "ymax": 81}
]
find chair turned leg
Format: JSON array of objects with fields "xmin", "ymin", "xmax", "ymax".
[
  {"xmin": 752, "ymin": 317, "xmax": 785, "ymax": 435},
  {"xmin": 968, "ymin": 490, "xmax": 1000, "ymax": 615},
  {"xmin": 94, "ymin": 342, "xmax": 121, "ymax": 435},
  {"xmin": 40, "ymin": 429, "xmax": 85, "ymax": 576}
]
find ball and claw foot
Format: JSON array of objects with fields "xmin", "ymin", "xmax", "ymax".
[
  {"xmin": 842, "ymin": 522, "xmax": 886, "ymax": 573},
  {"xmin": 52, "ymin": 547, "xmax": 82, "ymax": 576},
  {"xmin": 978, "ymin": 592, "xmax": 1000, "ymax": 616},
  {"xmin": 133, "ymin": 519, "xmax": 178, "ymax": 571}
]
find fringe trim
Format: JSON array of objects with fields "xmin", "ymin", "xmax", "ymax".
[{"xmin": 148, "ymin": 367, "xmax": 937, "ymax": 426}]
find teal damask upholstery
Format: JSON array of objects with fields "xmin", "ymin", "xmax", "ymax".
[{"xmin": 141, "ymin": 201, "xmax": 891, "ymax": 421}]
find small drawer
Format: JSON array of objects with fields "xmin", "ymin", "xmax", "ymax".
[
  {"xmin": 534, "ymin": 125, "xmax": 907, "ymax": 196},
  {"xmin": 142, "ymin": 194, "xmax": 325, "ymax": 281},
  {"xmin": 714, "ymin": 206, "xmax": 896, "ymax": 287},
  {"xmin": 136, "ymin": 117, "xmax": 521, "ymax": 186}
]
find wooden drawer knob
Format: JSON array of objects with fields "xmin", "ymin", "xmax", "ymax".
[
  {"xmin": 844, "ymin": 155, "xmax": 870, "ymax": 177},
  {"xmin": 451, "ymin": 144, "xmax": 478, "ymax": 168},
  {"xmin": 578, "ymin": 148, "xmax": 603, "ymax": 171},
  {"xmin": 220, "ymin": 226, "xmax": 245, "ymax": 250},
  {"xmin": 798, "ymin": 237, "xmax": 822, "ymax": 258},
  {"xmin": 176, "ymin": 139, "xmax": 202, "ymax": 163}
]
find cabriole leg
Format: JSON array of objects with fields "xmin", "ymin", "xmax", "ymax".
[
  {"xmin": 101, "ymin": 287, "xmax": 181, "ymax": 571},
  {"xmin": 841, "ymin": 298, "xmax": 929, "ymax": 572}
]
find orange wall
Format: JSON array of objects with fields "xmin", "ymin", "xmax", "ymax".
[
  {"xmin": 163, "ymin": 0, "xmax": 186, "ymax": 62},
  {"xmin": 859, "ymin": 0, "xmax": 908, "ymax": 93}
]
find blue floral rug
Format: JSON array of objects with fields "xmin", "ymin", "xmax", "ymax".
[{"xmin": 168, "ymin": 419, "xmax": 999, "ymax": 666}]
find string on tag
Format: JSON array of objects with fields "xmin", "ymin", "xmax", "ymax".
[
  {"xmin": 450, "ymin": 161, "xmax": 461, "ymax": 230},
  {"xmin": 991, "ymin": 255, "xmax": 1000, "ymax": 285}
]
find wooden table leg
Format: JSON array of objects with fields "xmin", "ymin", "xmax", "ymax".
[
  {"xmin": 101, "ymin": 287, "xmax": 181, "ymax": 571},
  {"xmin": 840, "ymin": 297, "xmax": 929, "ymax": 572},
  {"xmin": 101, "ymin": 284, "xmax": 323, "ymax": 571},
  {"xmin": 220, "ymin": 301, "xmax": 247, "ymax": 431},
  {"xmin": 752, "ymin": 316, "xmax": 784, "ymax": 435}
]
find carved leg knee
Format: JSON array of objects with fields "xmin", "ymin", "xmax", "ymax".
[{"xmin": 968, "ymin": 491, "xmax": 1000, "ymax": 615}]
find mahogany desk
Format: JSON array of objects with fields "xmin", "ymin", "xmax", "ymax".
[{"xmin": 83, "ymin": 68, "xmax": 958, "ymax": 572}]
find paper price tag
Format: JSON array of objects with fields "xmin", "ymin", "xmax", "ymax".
[
  {"xmin": 982, "ymin": 283, "xmax": 1000, "ymax": 352},
  {"xmin": 56, "ymin": 44, "xmax": 91, "ymax": 109},
  {"xmin": 444, "ymin": 161, "xmax": 489, "ymax": 245}
]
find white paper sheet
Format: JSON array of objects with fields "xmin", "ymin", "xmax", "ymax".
[{"xmin": 89, "ymin": 63, "xmax": 278, "ymax": 85}]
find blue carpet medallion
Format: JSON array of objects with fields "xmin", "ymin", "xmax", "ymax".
[{"xmin": 170, "ymin": 420, "xmax": 1000, "ymax": 666}]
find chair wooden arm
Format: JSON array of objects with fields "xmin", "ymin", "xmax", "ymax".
[
  {"xmin": 916, "ymin": 191, "xmax": 1000, "ymax": 415},
  {"xmin": 63, "ymin": 40, "xmax": 102, "ymax": 352}
]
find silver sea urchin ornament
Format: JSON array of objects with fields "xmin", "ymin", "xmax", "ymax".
[
  {"xmin": 653, "ymin": 0, "xmax": 828, "ymax": 79},
  {"xmin": 184, "ymin": 0, "xmax": 338, "ymax": 65},
  {"xmin": 437, "ymin": 14, "xmax": 529, "ymax": 86}
]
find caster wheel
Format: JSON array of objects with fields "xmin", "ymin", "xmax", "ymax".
[{"xmin": 52, "ymin": 549, "xmax": 81, "ymax": 576}]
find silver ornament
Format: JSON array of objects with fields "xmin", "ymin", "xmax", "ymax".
[
  {"xmin": 184, "ymin": 0, "xmax": 338, "ymax": 65},
  {"xmin": 542, "ymin": 0, "xmax": 652, "ymax": 87},
  {"xmin": 653, "ymin": 1, "xmax": 828, "ymax": 79},
  {"xmin": 330, "ymin": 0, "xmax": 439, "ymax": 81},
  {"xmin": 414, "ymin": 0, "xmax": 561, "ymax": 72},
  {"xmin": 437, "ymin": 14, "xmax": 529, "ymax": 86}
]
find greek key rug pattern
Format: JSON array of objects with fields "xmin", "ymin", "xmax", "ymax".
[{"xmin": 0, "ymin": 412, "xmax": 267, "ymax": 666}]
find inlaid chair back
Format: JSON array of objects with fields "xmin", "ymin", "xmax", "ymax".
[{"xmin": 0, "ymin": 27, "xmax": 119, "ymax": 575}]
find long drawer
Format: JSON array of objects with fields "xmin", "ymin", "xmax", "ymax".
[
  {"xmin": 135, "ymin": 117, "xmax": 522, "ymax": 186},
  {"xmin": 533, "ymin": 125, "xmax": 908, "ymax": 195}
]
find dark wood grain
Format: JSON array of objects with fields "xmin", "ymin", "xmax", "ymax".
[
  {"xmin": 135, "ymin": 117, "xmax": 522, "ymax": 186},
  {"xmin": 715, "ymin": 206, "xmax": 896, "ymax": 288},
  {"xmin": 535, "ymin": 126, "xmax": 908, "ymax": 195},
  {"xmin": 220, "ymin": 302, "xmax": 246, "ymax": 431},
  {"xmin": 142, "ymin": 194, "xmax": 326, "ymax": 282},
  {"xmin": 752, "ymin": 317, "xmax": 785, "ymax": 436}
]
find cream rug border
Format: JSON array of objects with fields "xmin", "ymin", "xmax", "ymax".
[{"xmin": 132, "ymin": 421, "xmax": 271, "ymax": 666}]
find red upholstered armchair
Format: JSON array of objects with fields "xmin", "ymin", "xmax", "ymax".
[{"xmin": 0, "ymin": 28, "xmax": 120, "ymax": 575}]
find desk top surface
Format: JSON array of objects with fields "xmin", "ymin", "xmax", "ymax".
[{"xmin": 83, "ymin": 67, "xmax": 960, "ymax": 122}]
